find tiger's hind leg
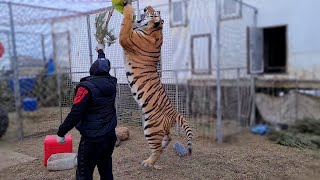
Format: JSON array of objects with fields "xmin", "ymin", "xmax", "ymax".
[
  {"xmin": 142, "ymin": 132, "xmax": 165, "ymax": 169},
  {"xmin": 161, "ymin": 134, "xmax": 172, "ymax": 150}
]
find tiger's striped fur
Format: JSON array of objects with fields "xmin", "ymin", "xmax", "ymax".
[{"xmin": 119, "ymin": 4, "xmax": 193, "ymax": 168}]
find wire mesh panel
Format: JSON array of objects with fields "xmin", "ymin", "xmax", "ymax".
[
  {"xmin": 109, "ymin": 67, "xmax": 140, "ymax": 125},
  {"xmin": 1, "ymin": 0, "xmax": 317, "ymax": 147},
  {"xmin": 88, "ymin": 10, "xmax": 123, "ymax": 69},
  {"xmin": 0, "ymin": 0, "xmax": 255, "ymax": 140},
  {"xmin": 218, "ymin": 0, "xmax": 257, "ymax": 138},
  {"xmin": 148, "ymin": 4, "xmax": 173, "ymax": 73},
  {"xmin": 15, "ymin": 33, "xmax": 44, "ymax": 61},
  {"xmin": 0, "ymin": 77, "xmax": 14, "ymax": 140},
  {"xmin": 0, "ymin": 2, "xmax": 10, "ymax": 27},
  {"xmin": 0, "ymin": 31, "xmax": 11, "ymax": 73},
  {"xmin": 0, "ymin": 1, "xmax": 80, "ymax": 140},
  {"xmin": 53, "ymin": 16, "xmax": 90, "ymax": 76},
  {"xmin": 15, "ymin": 33, "xmax": 46, "ymax": 79},
  {"xmin": 219, "ymin": 68, "xmax": 251, "ymax": 134},
  {"xmin": 0, "ymin": 73, "xmax": 64, "ymax": 140},
  {"xmin": 52, "ymin": 2, "xmax": 141, "ymax": 124},
  {"xmin": 53, "ymin": 15, "xmax": 97, "ymax": 121},
  {"xmin": 219, "ymin": 0, "xmax": 257, "ymax": 68},
  {"xmin": 9, "ymin": 2, "xmax": 76, "ymax": 26}
]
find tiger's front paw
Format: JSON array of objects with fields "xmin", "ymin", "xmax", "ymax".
[
  {"xmin": 142, "ymin": 159, "xmax": 155, "ymax": 168},
  {"xmin": 123, "ymin": 4, "xmax": 134, "ymax": 17},
  {"xmin": 142, "ymin": 159, "xmax": 152, "ymax": 168},
  {"xmin": 142, "ymin": 159, "xmax": 162, "ymax": 170}
]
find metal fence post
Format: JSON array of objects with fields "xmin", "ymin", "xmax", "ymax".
[
  {"xmin": 114, "ymin": 68, "xmax": 121, "ymax": 100},
  {"xmin": 9, "ymin": 2, "xmax": 23, "ymax": 140},
  {"xmin": 215, "ymin": 0, "xmax": 223, "ymax": 144},
  {"xmin": 174, "ymin": 71, "xmax": 180, "ymax": 135},
  {"xmin": 57, "ymin": 72, "xmax": 63, "ymax": 124},
  {"xmin": 249, "ymin": 76, "xmax": 256, "ymax": 126},
  {"xmin": 114, "ymin": 68, "xmax": 119, "ymax": 117},
  {"xmin": 237, "ymin": 68, "xmax": 241, "ymax": 126},
  {"xmin": 136, "ymin": 0, "xmax": 141, "ymax": 20},
  {"xmin": 41, "ymin": 34, "xmax": 46, "ymax": 65},
  {"xmin": 86, "ymin": 15, "xmax": 93, "ymax": 65},
  {"xmin": 67, "ymin": 31, "xmax": 72, "ymax": 83},
  {"xmin": 186, "ymin": 76, "xmax": 190, "ymax": 118},
  {"xmin": 249, "ymin": 5, "xmax": 258, "ymax": 127},
  {"xmin": 295, "ymin": 76, "xmax": 298, "ymax": 121}
]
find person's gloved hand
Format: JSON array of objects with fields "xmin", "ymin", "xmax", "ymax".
[
  {"xmin": 57, "ymin": 135, "xmax": 66, "ymax": 144},
  {"xmin": 95, "ymin": 43, "xmax": 105, "ymax": 52}
]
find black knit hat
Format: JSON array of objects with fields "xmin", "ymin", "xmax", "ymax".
[{"xmin": 89, "ymin": 58, "xmax": 111, "ymax": 76}]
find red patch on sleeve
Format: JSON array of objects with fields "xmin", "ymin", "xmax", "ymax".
[{"xmin": 73, "ymin": 87, "xmax": 89, "ymax": 104}]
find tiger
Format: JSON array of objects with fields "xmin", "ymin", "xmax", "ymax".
[{"xmin": 119, "ymin": 4, "xmax": 193, "ymax": 169}]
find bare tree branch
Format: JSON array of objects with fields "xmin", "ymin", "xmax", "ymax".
[{"xmin": 95, "ymin": 7, "xmax": 117, "ymax": 47}]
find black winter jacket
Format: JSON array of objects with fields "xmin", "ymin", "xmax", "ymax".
[{"xmin": 57, "ymin": 53, "xmax": 117, "ymax": 141}]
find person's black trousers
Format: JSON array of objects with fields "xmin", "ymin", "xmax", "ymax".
[{"xmin": 76, "ymin": 133, "xmax": 117, "ymax": 180}]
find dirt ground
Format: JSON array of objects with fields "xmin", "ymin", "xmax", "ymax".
[
  {"xmin": 0, "ymin": 126, "xmax": 319, "ymax": 180},
  {"xmin": 0, "ymin": 108, "xmax": 320, "ymax": 180}
]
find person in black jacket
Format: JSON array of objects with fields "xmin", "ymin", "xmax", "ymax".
[{"xmin": 57, "ymin": 47, "xmax": 117, "ymax": 180}]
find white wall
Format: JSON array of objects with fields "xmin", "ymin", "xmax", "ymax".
[
  {"xmin": 138, "ymin": 0, "xmax": 166, "ymax": 7},
  {"xmin": 58, "ymin": 0, "xmax": 320, "ymax": 83},
  {"xmin": 139, "ymin": 0, "xmax": 217, "ymax": 83},
  {"xmin": 138, "ymin": 0, "xmax": 254, "ymax": 82},
  {"xmin": 143, "ymin": 0, "xmax": 320, "ymax": 81},
  {"xmin": 244, "ymin": 0, "xmax": 320, "ymax": 80}
]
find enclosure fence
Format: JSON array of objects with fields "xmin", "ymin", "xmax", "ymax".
[
  {"xmin": 53, "ymin": 0, "xmax": 256, "ymax": 143},
  {"xmin": 0, "ymin": 1, "xmax": 79, "ymax": 140},
  {"xmin": 2, "ymin": 0, "xmax": 319, "ymax": 143},
  {"xmin": 0, "ymin": 0, "xmax": 257, "ymax": 142}
]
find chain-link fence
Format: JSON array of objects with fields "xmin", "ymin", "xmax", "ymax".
[
  {"xmin": 0, "ymin": 0, "xmax": 258, "ymax": 142},
  {"xmin": 0, "ymin": 1, "xmax": 78, "ymax": 140},
  {"xmin": 49, "ymin": 0, "xmax": 257, "ymax": 144},
  {"xmin": 216, "ymin": 0, "xmax": 258, "ymax": 141},
  {"xmin": 51, "ymin": 1, "xmax": 141, "ymax": 124}
]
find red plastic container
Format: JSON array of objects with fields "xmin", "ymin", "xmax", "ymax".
[{"xmin": 44, "ymin": 134, "xmax": 72, "ymax": 166}]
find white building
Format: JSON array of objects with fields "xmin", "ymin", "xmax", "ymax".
[
  {"xmin": 49, "ymin": 0, "xmax": 320, "ymax": 86},
  {"xmin": 138, "ymin": 0, "xmax": 320, "ymax": 86}
]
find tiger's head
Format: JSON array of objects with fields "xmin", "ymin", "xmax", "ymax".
[{"xmin": 134, "ymin": 6, "xmax": 164, "ymax": 33}]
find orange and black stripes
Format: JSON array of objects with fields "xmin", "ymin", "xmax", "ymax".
[{"xmin": 119, "ymin": 4, "xmax": 193, "ymax": 167}]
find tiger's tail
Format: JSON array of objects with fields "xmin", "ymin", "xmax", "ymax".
[{"xmin": 176, "ymin": 113, "xmax": 193, "ymax": 155}]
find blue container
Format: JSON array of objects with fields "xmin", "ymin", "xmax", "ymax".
[
  {"xmin": 47, "ymin": 58, "xmax": 55, "ymax": 75},
  {"xmin": 174, "ymin": 143, "xmax": 187, "ymax": 157},
  {"xmin": 251, "ymin": 125, "xmax": 271, "ymax": 136},
  {"xmin": 23, "ymin": 98, "xmax": 38, "ymax": 112},
  {"xmin": 9, "ymin": 77, "xmax": 36, "ymax": 96}
]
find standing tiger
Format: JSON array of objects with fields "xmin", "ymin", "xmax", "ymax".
[{"xmin": 119, "ymin": 4, "xmax": 193, "ymax": 169}]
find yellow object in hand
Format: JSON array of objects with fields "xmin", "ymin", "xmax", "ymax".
[
  {"xmin": 112, "ymin": 0, "xmax": 136, "ymax": 21},
  {"xmin": 112, "ymin": 0, "xmax": 125, "ymax": 14}
]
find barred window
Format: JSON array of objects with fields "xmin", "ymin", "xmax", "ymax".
[
  {"xmin": 221, "ymin": 0, "xmax": 242, "ymax": 20},
  {"xmin": 173, "ymin": 1, "xmax": 183, "ymax": 23},
  {"xmin": 170, "ymin": 0, "xmax": 188, "ymax": 27}
]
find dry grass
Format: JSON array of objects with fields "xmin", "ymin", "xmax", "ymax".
[{"xmin": 0, "ymin": 108, "xmax": 319, "ymax": 180}]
